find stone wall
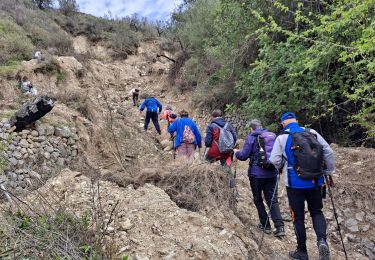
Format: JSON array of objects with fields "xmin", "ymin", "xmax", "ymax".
[
  {"xmin": 0, "ymin": 119, "xmax": 79, "ymax": 194},
  {"xmin": 196, "ymin": 109, "xmax": 250, "ymax": 139}
]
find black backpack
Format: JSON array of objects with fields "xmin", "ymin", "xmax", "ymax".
[
  {"xmin": 253, "ymin": 132, "xmax": 276, "ymax": 169},
  {"xmin": 284, "ymin": 129, "xmax": 324, "ymax": 180}
]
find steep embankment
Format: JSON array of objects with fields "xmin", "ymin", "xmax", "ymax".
[{"xmin": 1, "ymin": 37, "xmax": 374, "ymax": 260}]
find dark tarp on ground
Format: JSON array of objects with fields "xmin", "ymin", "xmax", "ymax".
[{"xmin": 10, "ymin": 95, "xmax": 55, "ymax": 132}]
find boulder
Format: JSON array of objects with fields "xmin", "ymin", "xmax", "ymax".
[
  {"xmin": 13, "ymin": 151, "xmax": 23, "ymax": 160},
  {"xmin": 55, "ymin": 127, "xmax": 72, "ymax": 138},
  {"xmin": 37, "ymin": 124, "xmax": 55, "ymax": 136},
  {"xmin": 20, "ymin": 139, "xmax": 29, "ymax": 148},
  {"xmin": 345, "ymin": 218, "xmax": 359, "ymax": 232},
  {"xmin": 356, "ymin": 211, "xmax": 365, "ymax": 222}
]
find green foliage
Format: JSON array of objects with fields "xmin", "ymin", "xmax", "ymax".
[
  {"xmin": 0, "ymin": 18, "xmax": 34, "ymax": 65},
  {"xmin": 58, "ymin": 0, "xmax": 79, "ymax": 15},
  {"xmin": 1, "ymin": 208, "xmax": 103, "ymax": 259},
  {"xmin": 170, "ymin": 0, "xmax": 375, "ymax": 146}
]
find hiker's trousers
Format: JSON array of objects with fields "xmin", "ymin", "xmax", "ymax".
[
  {"xmin": 287, "ymin": 187, "xmax": 327, "ymax": 252},
  {"xmin": 176, "ymin": 143, "xmax": 196, "ymax": 160},
  {"xmin": 144, "ymin": 111, "xmax": 161, "ymax": 134},
  {"xmin": 132, "ymin": 93, "xmax": 139, "ymax": 106},
  {"xmin": 249, "ymin": 176, "xmax": 284, "ymax": 228}
]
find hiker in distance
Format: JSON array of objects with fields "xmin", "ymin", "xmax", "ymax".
[
  {"xmin": 234, "ymin": 119, "xmax": 285, "ymax": 237},
  {"xmin": 204, "ymin": 109, "xmax": 237, "ymax": 167},
  {"xmin": 129, "ymin": 88, "xmax": 140, "ymax": 106},
  {"xmin": 140, "ymin": 95, "xmax": 162, "ymax": 135},
  {"xmin": 270, "ymin": 112, "xmax": 335, "ymax": 260},
  {"xmin": 160, "ymin": 104, "xmax": 177, "ymax": 127},
  {"xmin": 168, "ymin": 110, "xmax": 202, "ymax": 160},
  {"xmin": 160, "ymin": 104, "xmax": 177, "ymax": 139},
  {"xmin": 18, "ymin": 76, "xmax": 38, "ymax": 96}
]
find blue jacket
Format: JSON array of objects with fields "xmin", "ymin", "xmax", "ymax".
[
  {"xmin": 235, "ymin": 129, "xmax": 278, "ymax": 178},
  {"xmin": 270, "ymin": 122, "xmax": 335, "ymax": 188},
  {"xmin": 204, "ymin": 117, "xmax": 237, "ymax": 147},
  {"xmin": 168, "ymin": 117, "xmax": 202, "ymax": 149},
  {"xmin": 140, "ymin": 97, "xmax": 162, "ymax": 113}
]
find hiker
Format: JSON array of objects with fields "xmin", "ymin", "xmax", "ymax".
[
  {"xmin": 129, "ymin": 88, "xmax": 140, "ymax": 106},
  {"xmin": 270, "ymin": 112, "xmax": 335, "ymax": 260},
  {"xmin": 160, "ymin": 105, "xmax": 177, "ymax": 126},
  {"xmin": 168, "ymin": 110, "xmax": 202, "ymax": 160},
  {"xmin": 19, "ymin": 76, "xmax": 37, "ymax": 96},
  {"xmin": 204, "ymin": 109, "xmax": 237, "ymax": 167},
  {"xmin": 34, "ymin": 50, "xmax": 42, "ymax": 63},
  {"xmin": 160, "ymin": 104, "xmax": 177, "ymax": 139},
  {"xmin": 140, "ymin": 95, "xmax": 162, "ymax": 135},
  {"xmin": 234, "ymin": 119, "xmax": 285, "ymax": 237}
]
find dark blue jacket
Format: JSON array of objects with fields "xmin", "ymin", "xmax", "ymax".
[
  {"xmin": 204, "ymin": 117, "xmax": 237, "ymax": 147},
  {"xmin": 140, "ymin": 97, "xmax": 162, "ymax": 113},
  {"xmin": 235, "ymin": 129, "xmax": 278, "ymax": 178},
  {"xmin": 168, "ymin": 117, "xmax": 202, "ymax": 149}
]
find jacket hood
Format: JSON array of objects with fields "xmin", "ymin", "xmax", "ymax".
[
  {"xmin": 211, "ymin": 117, "xmax": 227, "ymax": 127},
  {"xmin": 250, "ymin": 128, "xmax": 268, "ymax": 136}
]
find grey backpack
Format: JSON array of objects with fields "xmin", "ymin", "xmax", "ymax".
[{"xmin": 214, "ymin": 123, "xmax": 235, "ymax": 154}]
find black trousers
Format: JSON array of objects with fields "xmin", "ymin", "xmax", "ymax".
[
  {"xmin": 249, "ymin": 176, "xmax": 284, "ymax": 228},
  {"xmin": 132, "ymin": 94, "xmax": 139, "ymax": 106},
  {"xmin": 287, "ymin": 187, "xmax": 327, "ymax": 252},
  {"xmin": 144, "ymin": 111, "xmax": 161, "ymax": 134}
]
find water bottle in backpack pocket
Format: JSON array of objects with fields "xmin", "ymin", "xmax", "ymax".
[{"xmin": 255, "ymin": 131, "xmax": 276, "ymax": 169}]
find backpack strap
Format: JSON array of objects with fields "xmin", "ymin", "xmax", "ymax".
[{"xmin": 212, "ymin": 122, "xmax": 223, "ymax": 129}]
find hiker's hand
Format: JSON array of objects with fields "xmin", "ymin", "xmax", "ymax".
[{"xmin": 233, "ymin": 148, "xmax": 239, "ymax": 154}]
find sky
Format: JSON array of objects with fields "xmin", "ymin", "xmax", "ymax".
[{"xmin": 76, "ymin": 0, "xmax": 183, "ymax": 21}]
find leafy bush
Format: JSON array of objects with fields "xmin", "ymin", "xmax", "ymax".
[
  {"xmin": 0, "ymin": 18, "xmax": 34, "ymax": 64},
  {"xmin": 169, "ymin": 0, "xmax": 375, "ymax": 146},
  {"xmin": 58, "ymin": 0, "xmax": 79, "ymax": 15}
]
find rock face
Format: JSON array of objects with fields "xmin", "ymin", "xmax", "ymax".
[{"xmin": 0, "ymin": 121, "xmax": 78, "ymax": 194}]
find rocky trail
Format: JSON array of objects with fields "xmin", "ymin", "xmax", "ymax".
[{"xmin": 0, "ymin": 38, "xmax": 374, "ymax": 260}]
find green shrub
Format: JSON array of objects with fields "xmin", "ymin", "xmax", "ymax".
[
  {"xmin": 0, "ymin": 18, "xmax": 34, "ymax": 64},
  {"xmin": 58, "ymin": 0, "xmax": 79, "ymax": 15}
]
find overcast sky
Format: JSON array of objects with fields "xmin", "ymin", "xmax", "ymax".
[{"xmin": 76, "ymin": 0, "xmax": 183, "ymax": 21}]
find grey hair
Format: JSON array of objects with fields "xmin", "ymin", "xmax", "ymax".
[{"xmin": 249, "ymin": 119, "xmax": 262, "ymax": 130}]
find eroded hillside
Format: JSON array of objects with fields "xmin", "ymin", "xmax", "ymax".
[{"xmin": 0, "ymin": 37, "xmax": 374, "ymax": 260}]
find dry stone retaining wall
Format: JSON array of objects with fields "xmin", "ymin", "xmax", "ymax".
[{"xmin": 0, "ymin": 119, "xmax": 79, "ymax": 194}]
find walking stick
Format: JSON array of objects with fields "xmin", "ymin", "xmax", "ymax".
[
  {"xmin": 259, "ymin": 174, "xmax": 280, "ymax": 251},
  {"xmin": 200, "ymin": 147, "xmax": 207, "ymax": 161},
  {"xmin": 325, "ymin": 175, "xmax": 348, "ymax": 260},
  {"xmin": 173, "ymin": 136, "xmax": 176, "ymax": 160}
]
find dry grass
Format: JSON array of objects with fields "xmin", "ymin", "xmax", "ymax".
[{"xmin": 107, "ymin": 161, "xmax": 234, "ymax": 212}]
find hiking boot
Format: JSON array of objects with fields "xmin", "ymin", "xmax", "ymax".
[
  {"xmin": 257, "ymin": 223, "xmax": 272, "ymax": 235},
  {"xmin": 274, "ymin": 226, "xmax": 285, "ymax": 238},
  {"xmin": 317, "ymin": 240, "xmax": 330, "ymax": 260},
  {"xmin": 289, "ymin": 249, "xmax": 309, "ymax": 260}
]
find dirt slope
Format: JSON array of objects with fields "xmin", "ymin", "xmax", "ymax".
[{"xmin": 1, "ymin": 37, "xmax": 374, "ymax": 260}]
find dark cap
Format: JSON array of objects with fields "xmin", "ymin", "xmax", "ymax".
[{"xmin": 280, "ymin": 112, "xmax": 296, "ymax": 122}]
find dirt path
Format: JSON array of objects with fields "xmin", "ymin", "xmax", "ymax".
[{"xmin": 1, "ymin": 37, "xmax": 373, "ymax": 259}]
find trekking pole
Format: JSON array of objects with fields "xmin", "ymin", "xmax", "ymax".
[
  {"xmin": 173, "ymin": 140, "xmax": 176, "ymax": 160},
  {"xmin": 325, "ymin": 175, "xmax": 348, "ymax": 260},
  {"xmin": 259, "ymin": 174, "xmax": 280, "ymax": 251},
  {"xmin": 200, "ymin": 147, "xmax": 207, "ymax": 161}
]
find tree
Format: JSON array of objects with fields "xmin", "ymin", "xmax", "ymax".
[
  {"xmin": 32, "ymin": 0, "xmax": 54, "ymax": 9},
  {"xmin": 58, "ymin": 0, "xmax": 79, "ymax": 15}
]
